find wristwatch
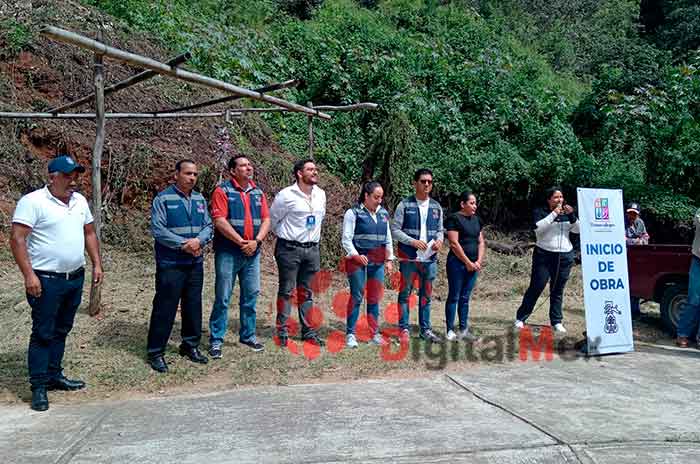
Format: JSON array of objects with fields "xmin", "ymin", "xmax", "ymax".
[{"xmin": 255, "ymin": 238, "xmax": 262, "ymax": 247}]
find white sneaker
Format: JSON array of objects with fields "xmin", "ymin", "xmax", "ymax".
[
  {"xmin": 445, "ymin": 330, "xmax": 457, "ymax": 342},
  {"xmin": 346, "ymin": 334, "xmax": 359, "ymax": 348},
  {"xmin": 370, "ymin": 333, "xmax": 388, "ymax": 346},
  {"xmin": 514, "ymin": 320, "xmax": 525, "ymax": 330},
  {"xmin": 553, "ymin": 323, "xmax": 567, "ymax": 333}
]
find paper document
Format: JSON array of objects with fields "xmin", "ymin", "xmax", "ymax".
[{"xmin": 417, "ymin": 239, "xmax": 437, "ymax": 261}]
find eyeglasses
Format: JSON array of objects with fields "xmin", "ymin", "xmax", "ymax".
[{"xmin": 418, "ymin": 179, "xmax": 433, "ymax": 185}]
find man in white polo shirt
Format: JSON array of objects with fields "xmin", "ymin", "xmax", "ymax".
[
  {"xmin": 10, "ymin": 155, "xmax": 103, "ymax": 412},
  {"xmin": 270, "ymin": 158, "xmax": 326, "ymax": 348}
]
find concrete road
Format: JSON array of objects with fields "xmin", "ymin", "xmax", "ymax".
[{"xmin": 1, "ymin": 345, "xmax": 698, "ymax": 463}]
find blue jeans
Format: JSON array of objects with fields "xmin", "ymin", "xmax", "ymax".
[
  {"xmin": 210, "ymin": 251, "xmax": 261, "ymax": 345},
  {"xmin": 347, "ymin": 262, "xmax": 385, "ymax": 335},
  {"xmin": 444, "ymin": 254, "xmax": 478, "ymax": 332},
  {"xmin": 398, "ymin": 260, "xmax": 437, "ymax": 334},
  {"xmin": 27, "ymin": 270, "xmax": 84, "ymax": 389},
  {"xmin": 677, "ymin": 255, "xmax": 700, "ymax": 339}
]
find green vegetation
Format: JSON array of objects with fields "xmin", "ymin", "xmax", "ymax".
[
  {"xmin": 0, "ymin": 18, "xmax": 34, "ymax": 57},
  {"xmin": 80, "ymin": 0, "xmax": 698, "ymax": 225}
]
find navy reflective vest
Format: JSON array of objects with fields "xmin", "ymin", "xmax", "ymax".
[
  {"xmin": 397, "ymin": 196, "xmax": 442, "ymax": 261},
  {"xmin": 352, "ymin": 205, "xmax": 390, "ymax": 263},
  {"xmin": 154, "ymin": 186, "xmax": 207, "ymax": 266},
  {"xmin": 213, "ymin": 179, "xmax": 265, "ymax": 255}
]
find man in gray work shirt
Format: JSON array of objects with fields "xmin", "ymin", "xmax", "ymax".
[
  {"xmin": 147, "ymin": 159, "xmax": 213, "ymax": 373},
  {"xmin": 391, "ymin": 168, "xmax": 444, "ymax": 343}
]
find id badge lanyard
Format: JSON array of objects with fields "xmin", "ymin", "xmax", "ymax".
[{"xmin": 303, "ymin": 192, "xmax": 316, "ymax": 238}]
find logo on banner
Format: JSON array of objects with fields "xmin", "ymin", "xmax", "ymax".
[
  {"xmin": 594, "ymin": 198, "xmax": 609, "ymax": 221},
  {"xmin": 603, "ymin": 301, "xmax": 622, "ymax": 334}
]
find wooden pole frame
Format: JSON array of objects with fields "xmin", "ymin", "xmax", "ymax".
[
  {"xmin": 230, "ymin": 103, "xmax": 379, "ymax": 113},
  {"xmin": 0, "ymin": 111, "xmax": 240, "ymax": 119},
  {"xmin": 40, "ymin": 26, "xmax": 331, "ymax": 119},
  {"xmin": 155, "ymin": 79, "xmax": 299, "ymax": 114},
  {"xmin": 48, "ymin": 52, "xmax": 191, "ymax": 114}
]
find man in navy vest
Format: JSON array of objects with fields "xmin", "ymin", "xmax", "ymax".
[
  {"xmin": 391, "ymin": 168, "xmax": 444, "ymax": 343},
  {"xmin": 147, "ymin": 159, "xmax": 213, "ymax": 372},
  {"xmin": 208, "ymin": 155, "xmax": 271, "ymax": 357}
]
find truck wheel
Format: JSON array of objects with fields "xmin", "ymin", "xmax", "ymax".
[{"xmin": 660, "ymin": 284, "xmax": 688, "ymax": 336}]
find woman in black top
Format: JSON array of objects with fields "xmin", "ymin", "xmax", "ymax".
[{"xmin": 444, "ymin": 191, "xmax": 486, "ymax": 342}]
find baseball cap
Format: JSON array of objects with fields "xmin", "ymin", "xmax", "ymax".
[
  {"xmin": 48, "ymin": 155, "xmax": 86, "ymax": 174},
  {"xmin": 626, "ymin": 202, "xmax": 641, "ymax": 215}
]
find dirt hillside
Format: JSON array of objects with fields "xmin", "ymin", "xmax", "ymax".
[{"xmin": 0, "ymin": 0, "xmax": 353, "ymax": 262}]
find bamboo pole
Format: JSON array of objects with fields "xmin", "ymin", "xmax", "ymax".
[
  {"xmin": 313, "ymin": 103, "xmax": 379, "ymax": 111},
  {"xmin": 48, "ymin": 52, "xmax": 191, "ymax": 114},
  {"xmin": 155, "ymin": 79, "xmax": 299, "ymax": 114},
  {"xmin": 41, "ymin": 26, "xmax": 331, "ymax": 119},
  {"xmin": 224, "ymin": 103, "xmax": 379, "ymax": 113},
  {"xmin": 0, "ymin": 112, "xmax": 239, "ymax": 119},
  {"xmin": 88, "ymin": 30, "xmax": 105, "ymax": 317}
]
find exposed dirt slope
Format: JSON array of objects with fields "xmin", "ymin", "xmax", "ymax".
[{"xmin": 0, "ymin": 0, "xmax": 353, "ymax": 261}]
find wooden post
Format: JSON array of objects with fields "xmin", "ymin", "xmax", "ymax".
[
  {"xmin": 307, "ymin": 101, "xmax": 314, "ymax": 158},
  {"xmin": 88, "ymin": 30, "xmax": 106, "ymax": 317}
]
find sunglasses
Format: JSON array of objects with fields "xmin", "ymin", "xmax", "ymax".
[{"xmin": 418, "ymin": 179, "xmax": 433, "ymax": 185}]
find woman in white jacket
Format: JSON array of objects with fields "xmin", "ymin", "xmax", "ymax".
[{"xmin": 514, "ymin": 187, "xmax": 580, "ymax": 333}]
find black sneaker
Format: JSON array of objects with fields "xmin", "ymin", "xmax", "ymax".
[
  {"xmin": 241, "ymin": 339, "xmax": 264, "ymax": 352},
  {"xmin": 277, "ymin": 335, "xmax": 288, "ymax": 347},
  {"xmin": 208, "ymin": 343, "xmax": 223, "ymax": 359},
  {"xmin": 302, "ymin": 334, "xmax": 325, "ymax": 347}
]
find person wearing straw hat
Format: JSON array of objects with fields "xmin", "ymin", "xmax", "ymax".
[
  {"xmin": 341, "ymin": 181, "xmax": 394, "ymax": 348},
  {"xmin": 625, "ymin": 201, "xmax": 649, "ymax": 320},
  {"xmin": 624, "ymin": 202, "xmax": 649, "ymax": 246}
]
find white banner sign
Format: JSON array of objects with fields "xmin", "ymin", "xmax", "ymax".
[{"xmin": 576, "ymin": 188, "xmax": 634, "ymax": 355}]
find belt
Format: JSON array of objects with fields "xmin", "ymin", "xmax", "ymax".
[
  {"xmin": 35, "ymin": 267, "xmax": 85, "ymax": 280},
  {"xmin": 279, "ymin": 238, "xmax": 319, "ymax": 248}
]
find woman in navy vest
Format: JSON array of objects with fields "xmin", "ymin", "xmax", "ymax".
[
  {"xmin": 341, "ymin": 181, "xmax": 394, "ymax": 348},
  {"xmin": 444, "ymin": 191, "xmax": 485, "ymax": 342}
]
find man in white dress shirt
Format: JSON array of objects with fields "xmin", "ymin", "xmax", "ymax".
[
  {"xmin": 269, "ymin": 159, "xmax": 326, "ymax": 347},
  {"xmin": 10, "ymin": 155, "xmax": 103, "ymax": 411}
]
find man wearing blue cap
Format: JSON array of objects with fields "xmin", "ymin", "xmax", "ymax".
[{"xmin": 10, "ymin": 155, "xmax": 103, "ymax": 412}]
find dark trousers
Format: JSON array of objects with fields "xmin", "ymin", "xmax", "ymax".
[
  {"xmin": 275, "ymin": 239, "xmax": 320, "ymax": 338},
  {"xmin": 27, "ymin": 270, "xmax": 85, "ymax": 390},
  {"xmin": 516, "ymin": 247, "xmax": 574, "ymax": 325},
  {"xmin": 147, "ymin": 263, "xmax": 204, "ymax": 358}
]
